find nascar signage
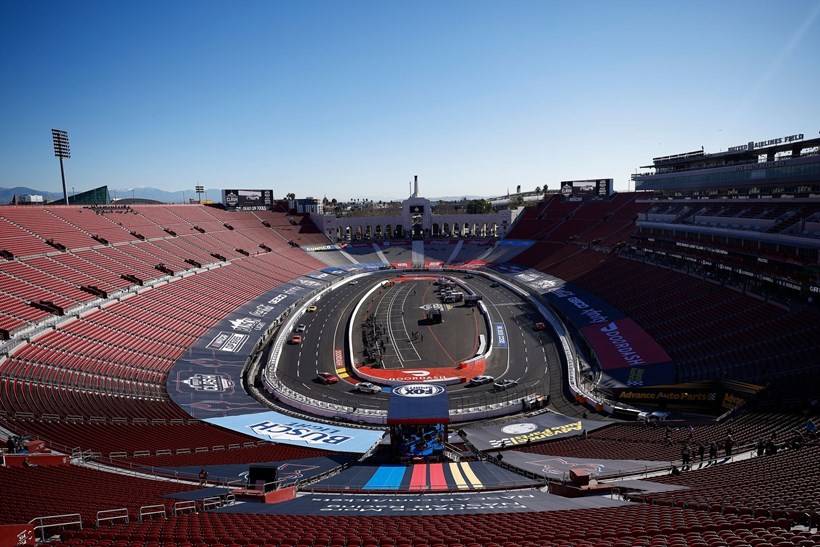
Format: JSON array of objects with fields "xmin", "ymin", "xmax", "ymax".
[
  {"xmin": 222, "ymin": 189, "xmax": 274, "ymax": 211},
  {"xmin": 560, "ymin": 179, "xmax": 613, "ymax": 198}
]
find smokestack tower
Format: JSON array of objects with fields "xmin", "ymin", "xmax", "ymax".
[{"xmin": 413, "ymin": 175, "xmax": 419, "ymax": 198}]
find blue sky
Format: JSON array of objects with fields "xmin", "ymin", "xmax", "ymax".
[{"xmin": 1, "ymin": 0, "xmax": 819, "ymax": 201}]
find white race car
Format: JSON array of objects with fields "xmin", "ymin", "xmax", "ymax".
[{"xmin": 355, "ymin": 382, "xmax": 381, "ymax": 394}]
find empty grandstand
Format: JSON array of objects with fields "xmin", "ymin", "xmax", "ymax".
[{"xmin": 1, "ymin": 144, "xmax": 818, "ymax": 547}]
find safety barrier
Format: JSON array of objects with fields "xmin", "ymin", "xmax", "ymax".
[
  {"xmin": 138, "ymin": 504, "xmax": 166, "ymax": 522},
  {"xmin": 28, "ymin": 513, "xmax": 82, "ymax": 543},
  {"xmin": 95, "ymin": 508, "xmax": 128, "ymax": 527},
  {"xmin": 200, "ymin": 496, "xmax": 224, "ymax": 511},
  {"xmin": 172, "ymin": 500, "xmax": 197, "ymax": 516}
]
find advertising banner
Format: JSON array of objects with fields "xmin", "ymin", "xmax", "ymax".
[
  {"xmin": 387, "ymin": 384, "xmax": 449, "ymax": 425},
  {"xmin": 168, "ymin": 272, "xmax": 330, "ymax": 419},
  {"xmin": 489, "ymin": 263, "xmax": 674, "ymax": 388},
  {"xmin": 205, "ymin": 411, "xmax": 385, "ymax": 453},
  {"xmin": 222, "ymin": 189, "xmax": 274, "ymax": 211},
  {"xmin": 559, "ymin": 179, "xmax": 614, "ymax": 198},
  {"xmin": 464, "ymin": 413, "xmax": 608, "ymax": 451},
  {"xmin": 543, "ymin": 286, "xmax": 624, "ymax": 327},
  {"xmin": 580, "ymin": 319, "xmax": 674, "ymax": 387},
  {"xmin": 218, "ymin": 491, "xmax": 566, "ymax": 516}
]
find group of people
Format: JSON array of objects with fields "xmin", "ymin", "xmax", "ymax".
[
  {"xmin": 675, "ymin": 431, "xmax": 735, "ymax": 474},
  {"xmin": 674, "ymin": 420, "xmax": 817, "ymax": 476},
  {"xmin": 678, "ymin": 440, "xmax": 721, "ymax": 468},
  {"xmin": 4, "ymin": 435, "xmax": 25, "ymax": 454}
]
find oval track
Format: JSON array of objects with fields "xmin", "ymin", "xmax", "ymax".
[{"xmin": 273, "ymin": 272, "xmax": 561, "ymax": 415}]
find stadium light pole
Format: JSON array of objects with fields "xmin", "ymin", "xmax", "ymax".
[
  {"xmin": 51, "ymin": 129, "xmax": 71, "ymax": 205},
  {"xmin": 195, "ymin": 185, "xmax": 204, "ymax": 203}
]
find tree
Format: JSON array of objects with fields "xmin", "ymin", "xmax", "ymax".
[
  {"xmin": 466, "ymin": 199, "xmax": 493, "ymax": 214},
  {"xmin": 286, "ymin": 192, "xmax": 296, "ymax": 200},
  {"xmin": 535, "ymin": 186, "xmax": 541, "ymax": 194}
]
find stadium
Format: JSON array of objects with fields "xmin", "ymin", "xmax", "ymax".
[{"xmin": 1, "ymin": 133, "xmax": 819, "ymax": 547}]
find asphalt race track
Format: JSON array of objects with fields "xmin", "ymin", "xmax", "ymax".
[{"xmin": 273, "ymin": 271, "xmax": 564, "ymax": 415}]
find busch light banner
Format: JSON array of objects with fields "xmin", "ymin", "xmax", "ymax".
[{"xmin": 205, "ymin": 411, "xmax": 385, "ymax": 453}]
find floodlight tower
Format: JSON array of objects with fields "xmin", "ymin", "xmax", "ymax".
[
  {"xmin": 195, "ymin": 184, "xmax": 204, "ymax": 203},
  {"xmin": 51, "ymin": 129, "xmax": 71, "ymax": 205}
]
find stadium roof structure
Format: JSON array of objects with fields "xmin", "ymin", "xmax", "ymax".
[
  {"xmin": 48, "ymin": 185, "xmax": 111, "ymax": 205},
  {"xmin": 633, "ymin": 133, "xmax": 820, "ymax": 193},
  {"xmin": 640, "ymin": 134, "xmax": 820, "ymax": 172}
]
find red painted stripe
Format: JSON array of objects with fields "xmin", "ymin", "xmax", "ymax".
[
  {"xmin": 428, "ymin": 463, "xmax": 447, "ymax": 491},
  {"xmin": 409, "ymin": 464, "xmax": 428, "ymax": 491}
]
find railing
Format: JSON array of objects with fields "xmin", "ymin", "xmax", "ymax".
[
  {"xmin": 138, "ymin": 504, "xmax": 166, "ymax": 522},
  {"xmin": 172, "ymin": 500, "xmax": 197, "ymax": 516},
  {"xmin": 95, "ymin": 508, "xmax": 128, "ymax": 527},
  {"xmin": 28, "ymin": 513, "xmax": 82, "ymax": 543},
  {"xmin": 199, "ymin": 496, "xmax": 222, "ymax": 511}
]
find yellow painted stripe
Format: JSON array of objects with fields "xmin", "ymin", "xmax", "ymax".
[
  {"xmin": 449, "ymin": 462, "xmax": 469, "ymax": 490},
  {"xmin": 459, "ymin": 461, "xmax": 483, "ymax": 489},
  {"xmin": 337, "ymin": 370, "xmax": 349, "ymax": 377}
]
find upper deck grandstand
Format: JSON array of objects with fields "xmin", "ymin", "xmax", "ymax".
[{"xmin": 633, "ymin": 132, "xmax": 820, "ymax": 197}]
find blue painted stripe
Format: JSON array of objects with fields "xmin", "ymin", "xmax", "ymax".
[
  {"xmin": 364, "ymin": 465, "xmax": 405, "ymax": 490},
  {"xmin": 388, "ymin": 465, "xmax": 407, "ymax": 486}
]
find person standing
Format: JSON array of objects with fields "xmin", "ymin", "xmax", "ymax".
[{"xmin": 724, "ymin": 435, "xmax": 734, "ymax": 457}]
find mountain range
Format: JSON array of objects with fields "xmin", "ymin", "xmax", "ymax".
[{"xmin": 0, "ymin": 186, "xmax": 223, "ymax": 204}]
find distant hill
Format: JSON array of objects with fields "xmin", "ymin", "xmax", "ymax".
[
  {"xmin": 0, "ymin": 187, "xmax": 65, "ymax": 204},
  {"xmin": 0, "ymin": 186, "xmax": 224, "ymax": 205},
  {"xmin": 109, "ymin": 187, "xmax": 223, "ymax": 204}
]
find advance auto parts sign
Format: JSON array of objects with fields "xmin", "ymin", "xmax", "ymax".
[{"xmin": 464, "ymin": 413, "xmax": 608, "ymax": 451}]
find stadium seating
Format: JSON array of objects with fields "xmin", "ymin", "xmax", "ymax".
[
  {"xmin": 510, "ymin": 246, "xmax": 820, "ymax": 392},
  {"xmin": 44, "ymin": 504, "xmax": 807, "ymax": 547},
  {"xmin": 516, "ymin": 411, "xmax": 818, "ymax": 463},
  {"xmin": 2, "ymin": 198, "xmax": 819, "ymax": 547},
  {"xmin": 0, "ymin": 464, "xmax": 198, "ymax": 527},
  {"xmin": 631, "ymin": 445, "xmax": 820, "ymax": 525}
]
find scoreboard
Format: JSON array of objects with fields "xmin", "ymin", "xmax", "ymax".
[
  {"xmin": 222, "ymin": 189, "xmax": 274, "ymax": 211},
  {"xmin": 560, "ymin": 179, "xmax": 613, "ymax": 198}
]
